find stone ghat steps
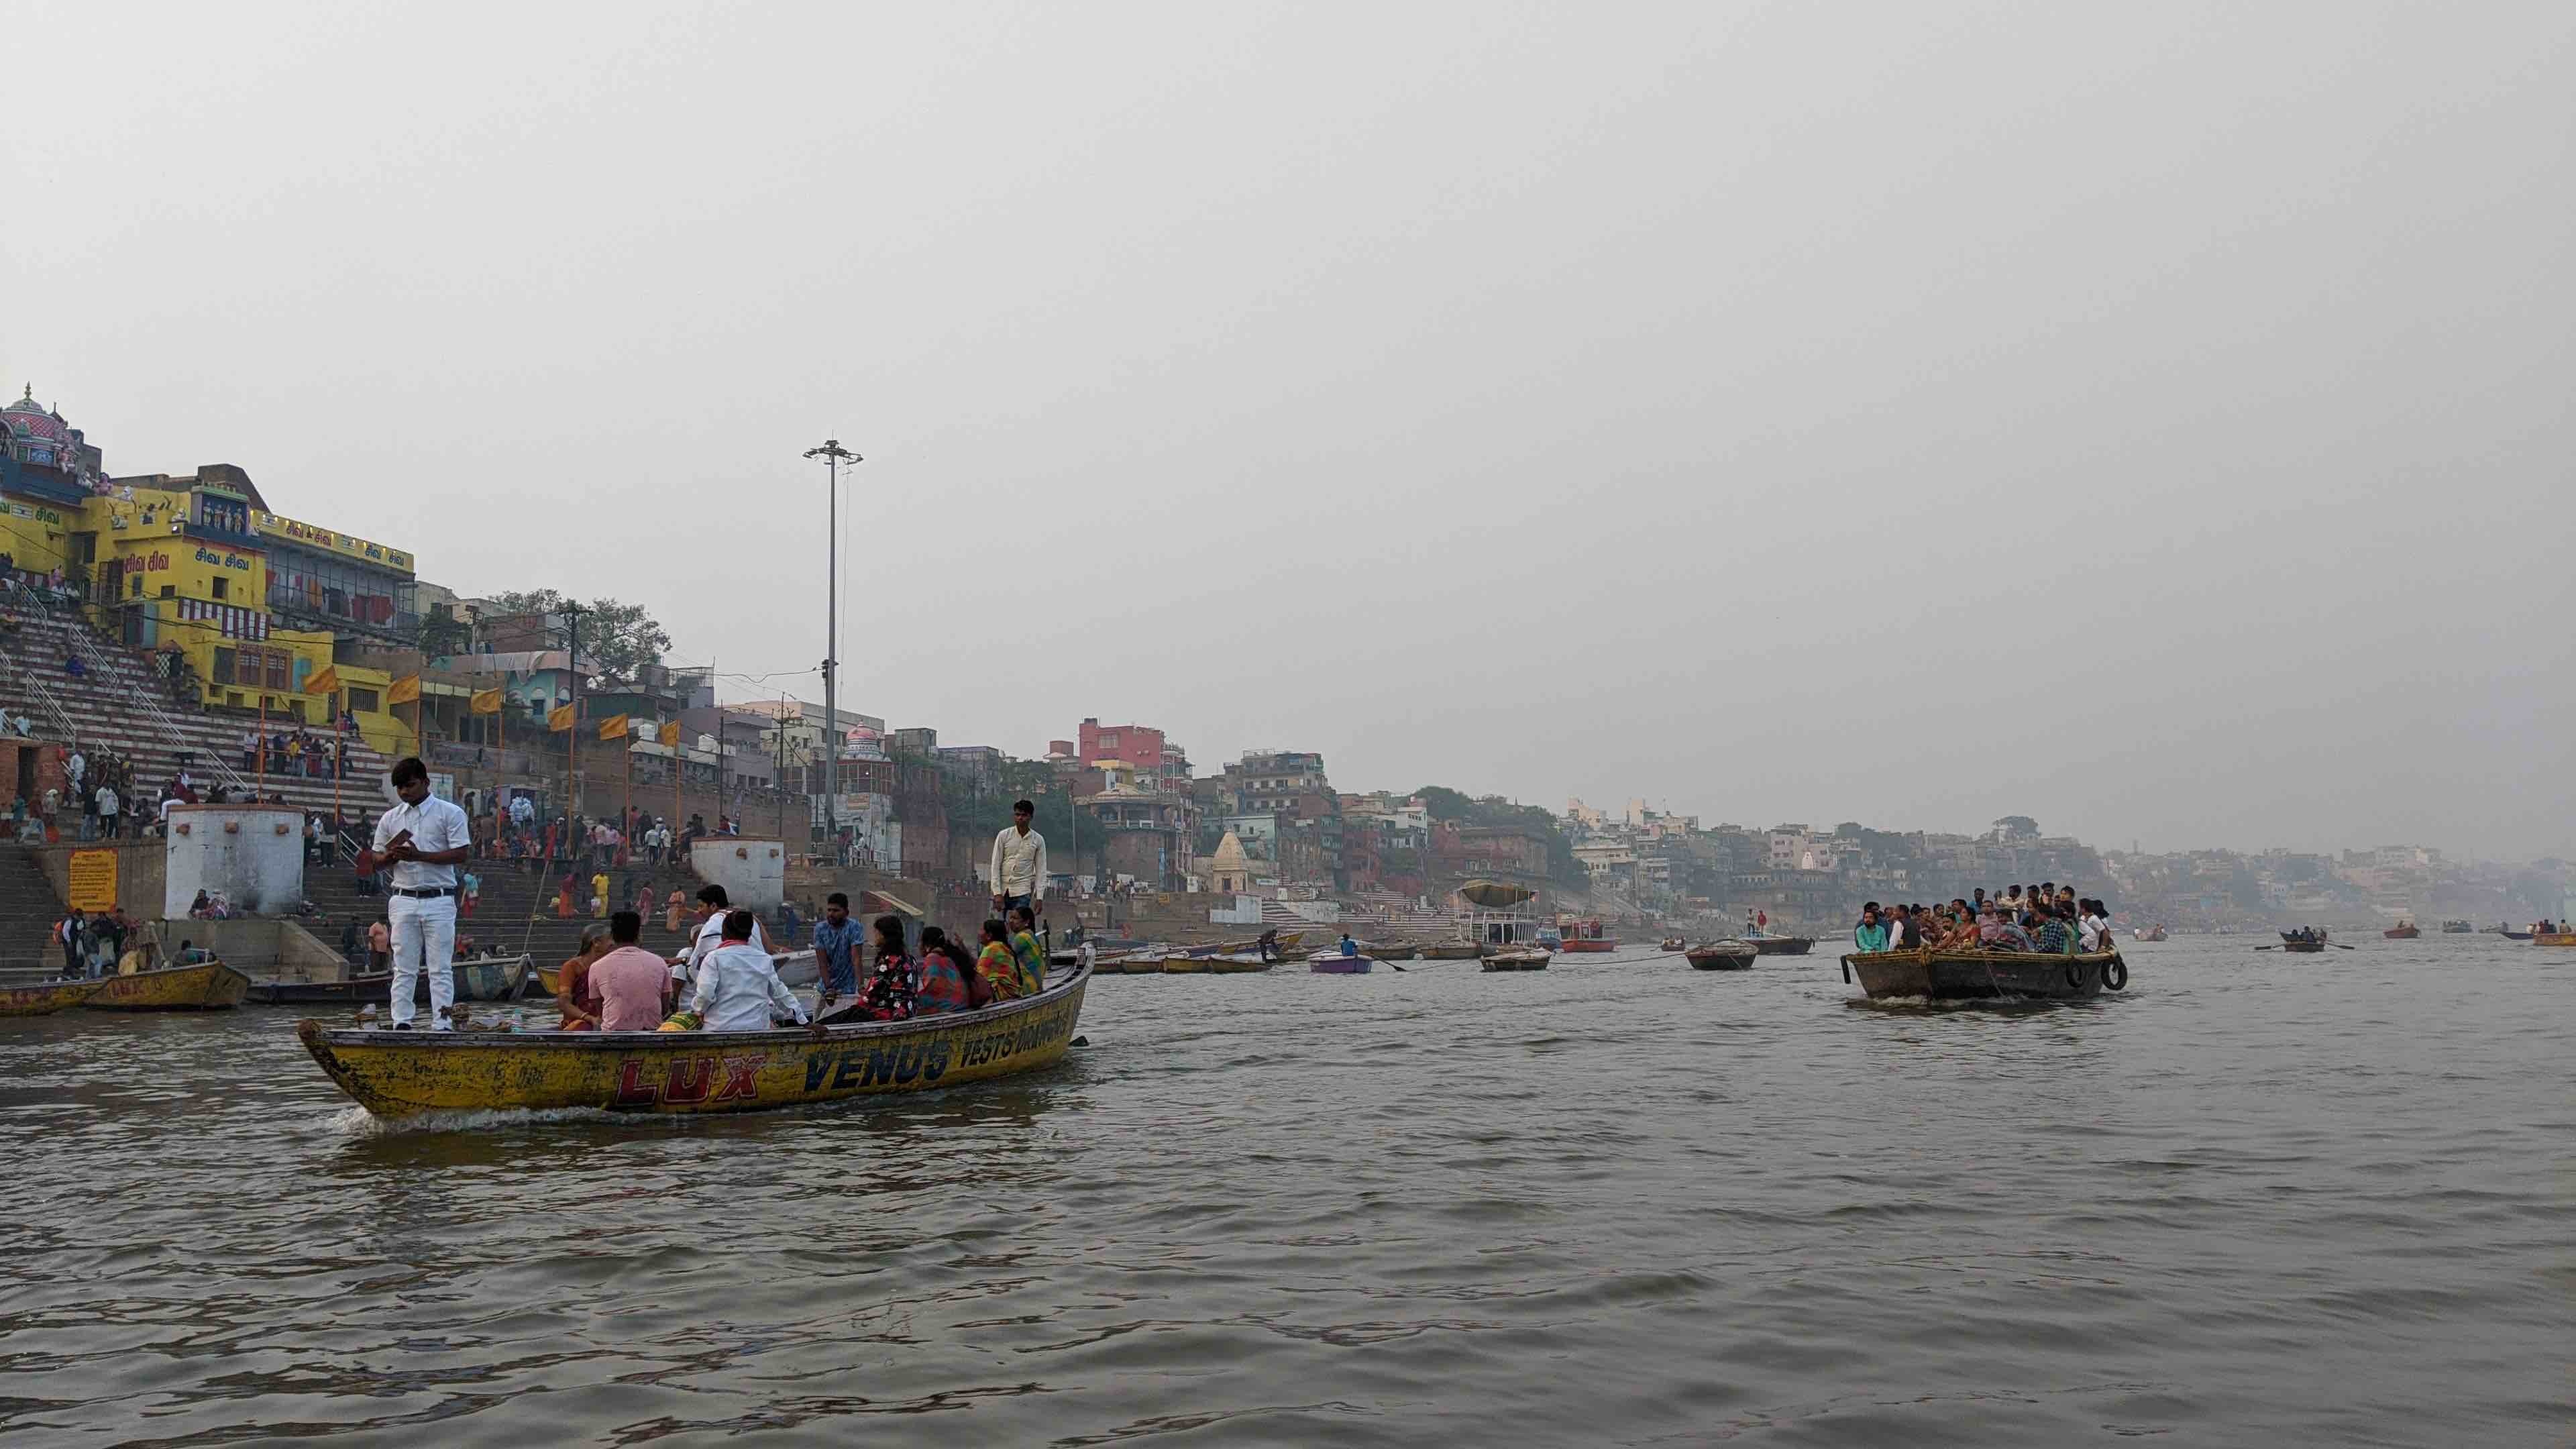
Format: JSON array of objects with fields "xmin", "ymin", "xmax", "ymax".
[{"xmin": 0, "ymin": 611, "xmax": 393, "ymax": 820}]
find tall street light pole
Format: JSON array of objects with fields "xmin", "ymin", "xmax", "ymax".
[{"xmin": 803, "ymin": 438, "xmax": 862, "ymax": 861}]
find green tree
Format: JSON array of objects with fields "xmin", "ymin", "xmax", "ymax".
[
  {"xmin": 482, "ymin": 590, "xmax": 673, "ymax": 685},
  {"xmin": 1413, "ymin": 784, "xmax": 1583, "ymax": 883}
]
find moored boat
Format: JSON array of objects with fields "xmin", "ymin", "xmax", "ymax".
[
  {"xmin": 1420, "ymin": 941, "xmax": 1483, "ymax": 960},
  {"xmin": 1481, "ymin": 949, "xmax": 1550, "ymax": 971},
  {"xmin": 2440, "ymin": 920, "xmax": 2473, "ymax": 934},
  {"xmin": 443, "ymin": 954, "xmax": 534, "ymax": 1002},
  {"xmin": 1842, "ymin": 947, "xmax": 2128, "ymax": 1001},
  {"xmin": 248, "ymin": 973, "xmax": 391, "ymax": 1006},
  {"xmin": 1746, "ymin": 934, "xmax": 1815, "ymax": 956},
  {"xmin": 0, "ymin": 978, "xmax": 104, "ymax": 1016},
  {"xmin": 1557, "ymin": 918, "xmax": 1617, "ymax": 953},
  {"xmin": 80, "ymin": 959, "xmax": 252, "ymax": 1011},
  {"xmin": 1364, "ymin": 941, "xmax": 1423, "ymax": 961},
  {"xmin": 1161, "ymin": 955, "xmax": 1210, "ymax": 973},
  {"xmin": 1309, "ymin": 951, "xmax": 1373, "ymax": 974},
  {"xmin": 1205, "ymin": 953, "xmax": 1271, "ymax": 973},
  {"xmin": 1684, "ymin": 942, "xmax": 1756, "ymax": 971},
  {"xmin": 1659, "ymin": 937, "xmax": 1687, "ymax": 952},
  {"xmin": 298, "ymin": 962, "xmax": 1091, "ymax": 1118}
]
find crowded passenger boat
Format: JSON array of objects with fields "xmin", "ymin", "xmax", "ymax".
[{"xmin": 1837, "ymin": 883, "xmax": 2129, "ymax": 1002}]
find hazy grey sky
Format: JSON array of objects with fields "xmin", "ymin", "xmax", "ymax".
[{"xmin": 9, "ymin": 2, "xmax": 2570, "ymax": 857}]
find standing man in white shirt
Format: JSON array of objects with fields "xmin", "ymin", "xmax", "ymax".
[
  {"xmin": 990, "ymin": 798, "xmax": 1049, "ymax": 922},
  {"xmin": 370, "ymin": 757, "xmax": 474, "ymax": 1031}
]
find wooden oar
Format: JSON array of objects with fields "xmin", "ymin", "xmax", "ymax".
[{"xmin": 2327, "ymin": 941, "xmax": 2357, "ymax": 951}]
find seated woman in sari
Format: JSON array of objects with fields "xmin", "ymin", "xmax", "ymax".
[
  {"xmin": 913, "ymin": 923, "xmax": 990, "ymax": 1015},
  {"xmin": 974, "ymin": 920, "xmax": 1026, "ymax": 1002}
]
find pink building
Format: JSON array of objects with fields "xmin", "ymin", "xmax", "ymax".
[{"xmin": 1077, "ymin": 718, "xmax": 1165, "ymax": 771}]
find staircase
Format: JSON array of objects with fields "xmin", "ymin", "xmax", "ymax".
[
  {"xmin": 0, "ymin": 603, "xmax": 394, "ymax": 821},
  {"xmin": 0, "ymin": 847, "xmax": 69, "ymax": 972}
]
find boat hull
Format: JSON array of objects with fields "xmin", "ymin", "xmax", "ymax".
[
  {"xmin": 2536, "ymin": 932, "xmax": 2576, "ymax": 947},
  {"xmin": 1685, "ymin": 947, "xmax": 1756, "ymax": 971},
  {"xmin": 1161, "ymin": 956, "xmax": 1210, "ymax": 973},
  {"xmin": 426, "ymin": 955, "xmax": 533, "ymax": 1003},
  {"xmin": 298, "ymin": 967, "xmax": 1091, "ymax": 1118},
  {"xmin": 1365, "ymin": 943, "xmax": 1423, "ymax": 961},
  {"xmin": 0, "ymin": 979, "xmax": 104, "ymax": 1016},
  {"xmin": 80, "ymin": 961, "xmax": 252, "ymax": 1011},
  {"xmin": 1844, "ymin": 949, "xmax": 2125, "ymax": 1002},
  {"xmin": 2280, "ymin": 941, "xmax": 2325, "ymax": 953},
  {"xmin": 1309, "ymin": 954, "xmax": 1373, "ymax": 974},
  {"xmin": 1749, "ymin": 936, "xmax": 1815, "ymax": 956},
  {"xmin": 2383, "ymin": 926, "xmax": 2420, "ymax": 939},
  {"xmin": 1420, "ymin": 943, "xmax": 1483, "ymax": 960},
  {"xmin": 1481, "ymin": 950, "xmax": 1550, "ymax": 971},
  {"xmin": 249, "ymin": 974, "xmax": 390, "ymax": 1006},
  {"xmin": 1558, "ymin": 939, "xmax": 1618, "ymax": 954},
  {"xmin": 1205, "ymin": 954, "xmax": 1271, "ymax": 973}
]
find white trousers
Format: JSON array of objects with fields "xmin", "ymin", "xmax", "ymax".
[{"xmin": 388, "ymin": 894, "xmax": 458, "ymax": 1028}]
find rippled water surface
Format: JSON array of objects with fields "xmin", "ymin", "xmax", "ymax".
[{"xmin": 5, "ymin": 938, "xmax": 2569, "ymax": 1446}]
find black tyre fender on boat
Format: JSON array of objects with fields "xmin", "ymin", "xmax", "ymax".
[
  {"xmin": 2102, "ymin": 957, "xmax": 2128, "ymax": 991},
  {"xmin": 2065, "ymin": 959, "xmax": 2084, "ymax": 990},
  {"xmin": 1840, "ymin": 956, "xmax": 1851, "ymax": 984}
]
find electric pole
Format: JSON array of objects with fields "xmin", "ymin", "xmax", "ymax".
[
  {"xmin": 561, "ymin": 600, "xmax": 587, "ymax": 853},
  {"xmin": 803, "ymin": 437, "xmax": 861, "ymax": 862}
]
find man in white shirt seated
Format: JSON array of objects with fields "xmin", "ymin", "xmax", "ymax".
[
  {"xmin": 673, "ymin": 883, "xmax": 767, "ymax": 985},
  {"xmin": 690, "ymin": 910, "xmax": 808, "ymax": 1032}
]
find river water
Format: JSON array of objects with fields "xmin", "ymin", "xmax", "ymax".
[{"xmin": 4, "ymin": 937, "xmax": 2567, "ymax": 1446}]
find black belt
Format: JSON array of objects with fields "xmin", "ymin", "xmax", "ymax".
[{"xmin": 389, "ymin": 886, "xmax": 460, "ymax": 899}]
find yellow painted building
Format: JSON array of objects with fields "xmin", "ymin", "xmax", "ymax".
[{"xmin": 3, "ymin": 390, "xmax": 421, "ymax": 758}]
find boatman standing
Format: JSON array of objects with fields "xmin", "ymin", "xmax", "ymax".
[
  {"xmin": 989, "ymin": 798, "xmax": 1048, "ymax": 922},
  {"xmin": 370, "ymin": 757, "xmax": 474, "ymax": 1030}
]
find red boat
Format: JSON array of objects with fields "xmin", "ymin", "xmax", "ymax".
[{"xmin": 1558, "ymin": 918, "xmax": 1619, "ymax": 953}]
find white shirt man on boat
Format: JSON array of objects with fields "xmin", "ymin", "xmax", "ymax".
[
  {"xmin": 691, "ymin": 910, "xmax": 808, "ymax": 1032},
  {"xmin": 370, "ymin": 757, "xmax": 474, "ymax": 1030},
  {"xmin": 989, "ymin": 800, "xmax": 1048, "ymax": 915},
  {"xmin": 675, "ymin": 883, "xmax": 767, "ymax": 985}
]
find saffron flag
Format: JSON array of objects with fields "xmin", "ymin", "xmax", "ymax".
[
  {"xmin": 385, "ymin": 674, "xmax": 421, "ymax": 706},
  {"xmin": 598, "ymin": 714, "xmax": 630, "ymax": 741},
  {"xmin": 304, "ymin": 665, "xmax": 339, "ymax": 697},
  {"xmin": 469, "ymin": 688, "xmax": 504, "ymax": 715},
  {"xmin": 657, "ymin": 720, "xmax": 681, "ymax": 747},
  {"xmin": 547, "ymin": 703, "xmax": 576, "ymax": 732}
]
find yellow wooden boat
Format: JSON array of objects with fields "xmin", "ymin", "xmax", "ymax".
[
  {"xmin": 0, "ymin": 979, "xmax": 104, "ymax": 1016},
  {"xmin": 81, "ymin": 959, "xmax": 252, "ymax": 1011},
  {"xmin": 1206, "ymin": 953, "xmax": 1271, "ymax": 973},
  {"xmin": 297, "ymin": 963, "xmax": 1091, "ymax": 1119},
  {"xmin": 2535, "ymin": 932, "xmax": 2576, "ymax": 947},
  {"xmin": 1161, "ymin": 955, "xmax": 1210, "ymax": 973}
]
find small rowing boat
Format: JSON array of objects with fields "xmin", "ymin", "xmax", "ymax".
[
  {"xmin": 1205, "ymin": 953, "xmax": 1271, "ymax": 973},
  {"xmin": 1659, "ymin": 937, "xmax": 1686, "ymax": 952},
  {"xmin": 1842, "ymin": 948, "xmax": 2128, "ymax": 1001},
  {"xmin": 80, "ymin": 959, "xmax": 252, "ymax": 1011},
  {"xmin": 1364, "ymin": 941, "xmax": 1422, "ymax": 961},
  {"xmin": 2383, "ymin": 920, "xmax": 2420, "ymax": 939},
  {"xmin": 248, "ymin": 973, "xmax": 390, "ymax": 1006},
  {"xmin": 1420, "ymin": 942, "xmax": 1483, "ymax": 960},
  {"xmin": 0, "ymin": 978, "xmax": 104, "ymax": 1016},
  {"xmin": 1161, "ymin": 955, "xmax": 1210, "ymax": 973},
  {"xmin": 1309, "ymin": 951, "xmax": 1373, "ymax": 974},
  {"xmin": 2440, "ymin": 920, "xmax": 2473, "ymax": 934},
  {"xmin": 2133, "ymin": 924, "xmax": 2168, "ymax": 943},
  {"xmin": 2536, "ymin": 932, "xmax": 2576, "ymax": 947},
  {"xmin": 1684, "ymin": 942, "xmax": 1756, "ymax": 971},
  {"xmin": 1481, "ymin": 949, "xmax": 1550, "ymax": 971},
  {"xmin": 298, "ymin": 963, "xmax": 1091, "ymax": 1118},
  {"xmin": 1746, "ymin": 934, "xmax": 1815, "ymax": 957}
]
